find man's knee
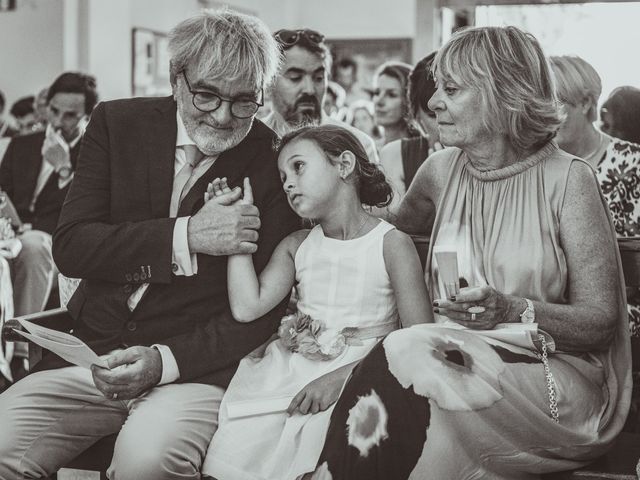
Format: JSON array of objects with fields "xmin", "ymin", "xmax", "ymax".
[
  {"xmin": 0, "ymin": 387, "xmax": 47, "ymax": 479},
  {"xmin": 109, "ymin": 439, "xmax": 199, "ymax": 480},
  {"xmin": 17, "ymin": 230, "xmax": 53, "ymax": 264}
]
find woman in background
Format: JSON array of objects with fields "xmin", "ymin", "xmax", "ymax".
[
  {"xmin": 379, "ymin": 52, "xmax": 443, "ymax": 212},
  {"xmin": 372, "ymin": 61, "xmax": 417, "ymax": 146},
  {"xmin": 600, "ymin": 85, "xmax": 640, "ymax": 145},
  {"xmin": 348, "ymin": 99, "xmax": 384, "ymax": 151},
  {"xmin": 550, "ymin": 55, "xmax": 640, "ymax": 335}
]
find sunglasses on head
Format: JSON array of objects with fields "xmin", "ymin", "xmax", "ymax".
[{"xmin": 274, "ymin": 29, "xmax": 325, "ymax": 48}]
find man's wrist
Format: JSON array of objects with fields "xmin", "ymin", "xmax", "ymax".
[{"xmin": 152, "ymin": 344, "xmax": 180, "ymax": 385}]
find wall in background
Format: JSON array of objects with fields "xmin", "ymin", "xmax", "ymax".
[
  {"xmin": 0, "ymin": 0, "xmax": 431, "ymax": 107},
  {"xmin": 0, "ymin": 0, "xmax": 65, "ymax": 109}
]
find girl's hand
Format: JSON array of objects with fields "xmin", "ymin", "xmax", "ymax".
[
  {"xmin": 287, "ymin": 368, "xmax": 347, "ymax": 415},
  {"xmin": 205, "ymin": 177, "xmax": 237, "ymax": 204},
  {"xmin": 204, "ymin": 177, "xmax": 253, "ymax": 206},
  {"xmin": 433, "ymin": 285, "xmax": 520, "ymax": 330}
]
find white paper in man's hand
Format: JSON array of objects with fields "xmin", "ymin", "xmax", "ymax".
[{"xmin": 13, "ymin": 318, "xmax": 109, "ymax": 369}]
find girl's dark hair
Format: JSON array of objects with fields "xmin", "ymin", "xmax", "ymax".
[{"xmin": 277, "ymin": 125, "xmax": 393, "ymax": 207}]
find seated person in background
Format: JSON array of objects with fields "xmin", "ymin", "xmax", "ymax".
[
  {"xmin": 202, "ymin": 125, "xmax": 431, "ymax": 480},
  {"xmin": 379, "ymin": 51, "xmax": 443, "ymax": 213},
  {"xmin": 334, "ymin": 57, "xmax": 370, "ymax": 105},
  {"xmin": 323, "ymin": 80, "xmax": 347, "ymax": 121},
  {"xmin": 371, "ymin": 61, "xmax": 418, "ymax": 146},
  {"xmin": 348, "ymin": 99, "xmax": 384, "ymax": 151},
  {"xmin": 0, "ymin": 72, "xmax": 97, "ymax": 317},
  {"xmin": 0, "ymin": 10, "xmax": 298, "ymax": 479},
  {"xmin": 550, "ymin": 55, "xmax": 640, "ymax": 335},
  {"xmin": 10, "ymin": 96, "xmax": 39, "ymax": 136},
  {"xmin": 600, "ymin": 85, "xmax": 640, "ymax": 145},
  {"xmin": 263, "ymin": 28, "xmax": 379, "ymax": 163},
  {"xmin": 313, "ymin": 26, "xmax": 631, "ymax": 479},
  {"xmin": 0, "ymin": 90, "xmax": 17, "ymax": 138},
  {"xmin": 33, "ymin": 87, "xmax": 49, "ymax": 132}
]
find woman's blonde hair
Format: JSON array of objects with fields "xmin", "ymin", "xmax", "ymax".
[
  {"xmin": 434, "ymin": 26, "xmax": 563, "ymax": 152},
  {"xmin": 549, "ymin": 55, "xmax": 602, "ymax": 122},
  {"xmin": 168, "ymin": 8, "xmax": 281, "ymax": 91}
]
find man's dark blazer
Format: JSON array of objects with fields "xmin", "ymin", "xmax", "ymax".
[
  {"xmin": 0, "ymin": 131, "xmax": 81, "ymax": 234},
  {"xmin": 51, "ymin": 96, "xmax": 299, "ymax": 387}
]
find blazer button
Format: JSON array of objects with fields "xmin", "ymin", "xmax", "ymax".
[
  {"xmin": 125, "ymin": 273, "xmax": 132, "ymax": 282},
  {"xmin": 171, "ymin": 262, "xmax": 179, "ymax": 273},
  {"xmin": 140, "ymin": 272, "xmax": 147, "ymax": 281},
  {"xmin": 133, "ymin": 272, "xmax": 140, "ymax": 282},
  {"xmin": 126, "ymin": 321, "xmax": 137, "ymax": 332},
  {"xmin": 123, "ymin": 284, "xmax": 132, "ymax": 294}
]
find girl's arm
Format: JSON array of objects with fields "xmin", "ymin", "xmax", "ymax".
[
  {"xmin": 228, "ymin": 230, "xmax": 308, "ymax": 322},
  {"xmin": 287, "ymin": 361, "xmax": 359, "ymax": 415},
  {"xmin": 383, "ymin": 229, "xmax": 434, "ymax": 326}
]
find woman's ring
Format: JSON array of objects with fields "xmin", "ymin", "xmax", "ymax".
[
  {"xmin": 471, "ymin": 313, "xmax": 476, "ymax": 321},
  {"xmin": 468, "ymin": 306, "xmax": 486, "ymax": 314}
]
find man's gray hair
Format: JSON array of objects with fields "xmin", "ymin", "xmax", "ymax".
[{"xmin": 168, "ymin": 9, "xmax": 281, "ymax": 90}]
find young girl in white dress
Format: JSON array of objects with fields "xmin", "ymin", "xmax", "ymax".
[{"xmin": 201, "ymin": 125, "xmax": 432, "ymax": 480}]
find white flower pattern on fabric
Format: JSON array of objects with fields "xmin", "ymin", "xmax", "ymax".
[
  {"xmin": 384, "ymin": 326, "xmax": 507, "ymax": 411},
  {"xmin": 346, "ymin": 389, "xmax": 389, "ymax": 457}
]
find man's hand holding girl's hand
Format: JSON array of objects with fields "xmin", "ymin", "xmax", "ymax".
[{"xmin": 189, "ymin": 177, "xmax": 259, "ymax": 256}]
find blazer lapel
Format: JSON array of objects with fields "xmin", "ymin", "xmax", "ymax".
[
  {"xmin": 24, "ymin": 132, "xmax": 47, "ymax": 195},
  {"xmin": 147, "ymin": 97, "xmax": 178, "ymax": 219}
]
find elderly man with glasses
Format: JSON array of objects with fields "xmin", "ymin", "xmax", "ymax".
[
  {"xmin": 264, "ymin": 28, "xmax": 380, "ymax": 163},
  {"xmin": 0, "ymin": 9, "xmax": 298, "ymax": 480}
]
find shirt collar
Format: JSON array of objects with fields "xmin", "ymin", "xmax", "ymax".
[{"xmin": 176, "ymin": 110, "xmax": 195, "ymax": 147}]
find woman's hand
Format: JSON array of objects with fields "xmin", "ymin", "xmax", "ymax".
[
  {"xmin": 287, "ymin": 366, "xmax": 352, "ymax": 416},
  {"xmin": 433, "ymin": 285, "xmax": 521, "ymax": 330}
]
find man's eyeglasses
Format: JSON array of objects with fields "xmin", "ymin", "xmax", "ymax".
[
  {"xmin": 274, "ymin": 29, "xmax": 325, "ymax": 49},
  {"xmin": 180, "ymin": 70, "xmax": 263, "ymax": 119}
]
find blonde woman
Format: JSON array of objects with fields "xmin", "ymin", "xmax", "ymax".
[{"xmin": 313, "ymin": 27, "xmax": 631, "ymax": 480}]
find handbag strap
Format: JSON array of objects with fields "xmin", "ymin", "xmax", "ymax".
[{"xmin": 536, "ymin": 333, "xmax": 559, "ymax": 423}]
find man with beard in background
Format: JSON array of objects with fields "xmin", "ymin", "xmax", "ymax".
[{"xmin": 263, "ymin": 28, "xmax": 379, "ymax": 163}]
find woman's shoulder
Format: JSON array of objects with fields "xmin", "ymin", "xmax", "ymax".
[{"xmin": 413, "ymin": 147, "xmax": 461, "ymax": 190}]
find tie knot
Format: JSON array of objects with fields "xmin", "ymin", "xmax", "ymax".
[{"xmin": 182, "ymin": 144, "xmax": 204, "ymax": 167}]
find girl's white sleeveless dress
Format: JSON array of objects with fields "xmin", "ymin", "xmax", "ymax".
[{"xmin": 202, "ymin": 220, "xmax": 399, "ymax": 480}]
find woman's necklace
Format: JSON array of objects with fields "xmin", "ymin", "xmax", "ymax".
[{"xmin": 346, "ymin": 214, "xmax": 369, "ymax": 240}]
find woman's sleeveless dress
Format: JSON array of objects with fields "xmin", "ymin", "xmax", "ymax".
[
  {"xmin": 315, "ymin": 143, "xmax": 632, "ymax": 480},
  {"xmin": 202, "ymin": 220, "xmax": 399, "ymax": 480}
]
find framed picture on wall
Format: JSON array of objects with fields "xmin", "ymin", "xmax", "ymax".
[
  {"xmin": 326, "ymin": 38, "xmax": 412, "ymax": 92},
  {"xmin": 131, "ymin": 27, "xmax": 172, "ymax": 97}
]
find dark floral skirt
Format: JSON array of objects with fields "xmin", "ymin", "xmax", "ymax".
[{"xmin": 312, "ymin": 325, "xmax": 618, "ymax": 480}]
